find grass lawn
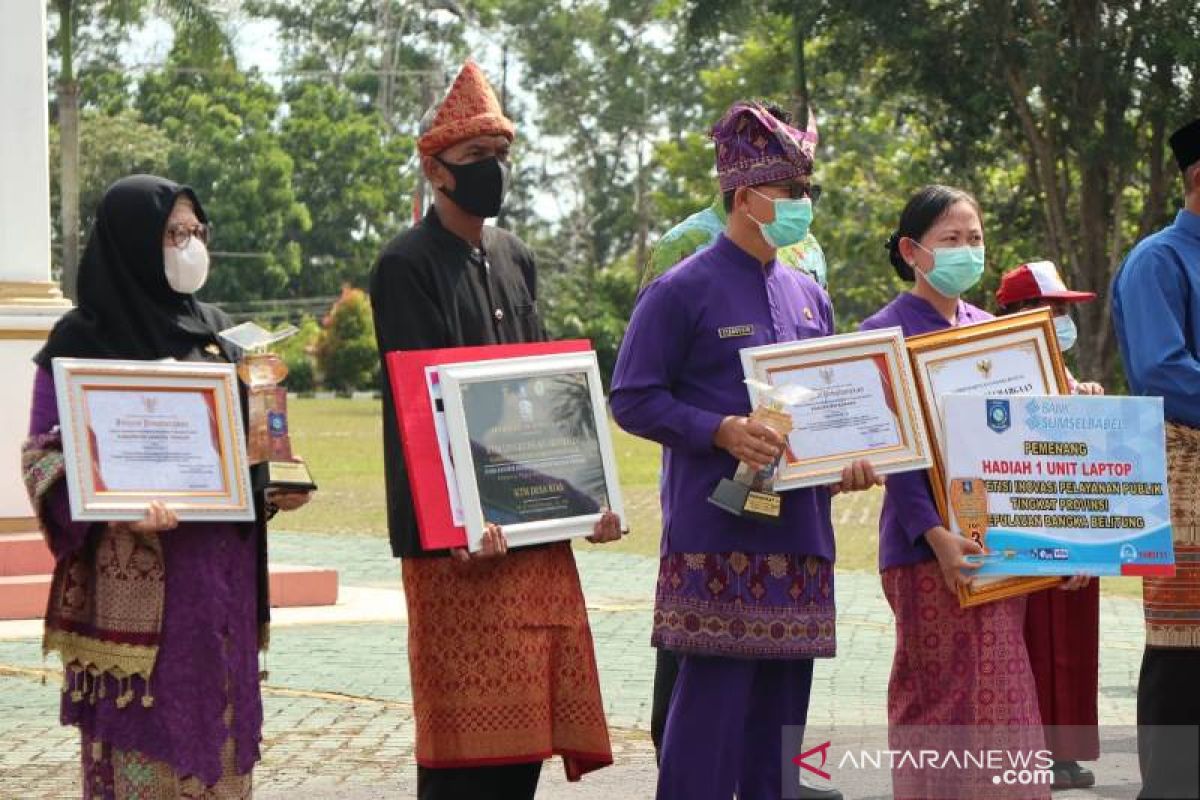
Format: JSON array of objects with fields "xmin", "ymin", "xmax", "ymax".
[{"xmin": 282, "ymin": 397, "xmax": 1142, "ymax": 598}]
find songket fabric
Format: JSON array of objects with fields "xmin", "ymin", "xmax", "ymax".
[
  {"xmin": 81, "ymin": 706, "xmax": 251, "ymax": 800},
  {"xmin": 401, "ymin": 542, "xmax": 611, "ymax": 781},
  {"xmin": 1143, "ymin": 421, "xmax": 1200, "ymax": 648},
  {"xmin": 883, "ymin": 560, "xmax": 1048, "ymax": 800},
  {"xmin": 652, "ymin": 551, "xmax": 835, "ymax": 659}
]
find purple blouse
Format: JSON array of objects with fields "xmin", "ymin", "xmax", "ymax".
[
  {"xmin": 859, "ymin": 293, "xmax": 993, "ymax": 571},
  {"xmin": 29, "ymin": 367, "xmax": 263, "ymax": 784}
]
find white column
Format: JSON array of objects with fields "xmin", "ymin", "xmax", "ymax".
[
  {"xmin": 0, "ymin": 0, "xmax": 54, "ymax": 285},
  {"xmin": 0, "ymin": 0, "xmax": 69, "ymax": 527}
]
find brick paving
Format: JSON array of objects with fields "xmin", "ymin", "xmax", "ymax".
[{"xmin": 0, "ymin": 530, "xmax": 1149, "ymax": 798}]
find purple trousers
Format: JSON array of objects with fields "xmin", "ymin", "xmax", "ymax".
[{"xmin": 656, "ymin": 655, "xmax": 814, "ymax": 800}]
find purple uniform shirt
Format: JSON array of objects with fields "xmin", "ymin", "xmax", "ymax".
[
  {"xmin": 610, "ymin": 234, "xmax": 836, "ymax": 558},
  {"xmin": 859, "ymin": 292, "xmax": 993, "ymax": 571}
]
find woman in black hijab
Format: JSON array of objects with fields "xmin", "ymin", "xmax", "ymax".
[{"xmin": 25, "ymin": 175, "xmax": 308, "ymax": 796}]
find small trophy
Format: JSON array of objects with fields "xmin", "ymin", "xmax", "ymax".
[
  {"xmin": 708, "ymin": 379, "xmax": 813, "ymax": 523},
  {"xmin": 219, "ymin": 322, "xmax": 317, "ymax": 493}
]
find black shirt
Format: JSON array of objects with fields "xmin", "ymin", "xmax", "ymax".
[{"xmin": 369, "ymin": 206, "xmax": 546, "ymax": 557}]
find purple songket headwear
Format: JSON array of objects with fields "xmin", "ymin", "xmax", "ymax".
[{"xmin": 711, "ymin": 101, "xmax": 818, "ymax": 192}]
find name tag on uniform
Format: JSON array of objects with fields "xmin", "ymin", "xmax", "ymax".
[{"xmin": 718, "ymin": 324, "xmax": 754, "ymax": 339}]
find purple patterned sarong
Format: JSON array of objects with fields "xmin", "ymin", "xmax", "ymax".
[{"xmin": 651, "ymin": 551, "xmax": 836, "ymax": 659}]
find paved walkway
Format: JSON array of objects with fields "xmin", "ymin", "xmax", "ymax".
[{"xmin": 0, "ymin": 531, "xmax": 1149, "ymax": 798}]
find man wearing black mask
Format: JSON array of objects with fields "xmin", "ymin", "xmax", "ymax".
[{"xmin": 370, "ymin": 60, "xmax": 619, "ymax": 800}]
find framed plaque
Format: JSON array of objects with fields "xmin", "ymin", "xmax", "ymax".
[
  {"xmin": 386, "ymin": 340, "xmax": 592, "ymax": 550},
  {"xmin": 439, "ymin": 351, "xmax": 625, "ymax": 552},
  {"xmin": 52, "ymin": 358, "xmax": 254, "ymax": 522},
  {"xmin": 739, "ymin": 328, "xmax": 933, "ymax": 490},
  {"xmin": 905, "ymin": 308, "xmax": 1068, "ymax": 605}
]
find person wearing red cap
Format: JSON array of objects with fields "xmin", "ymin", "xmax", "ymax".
[
  {"xmin": 369, "ymin": 60, "xmax": 619, "ymax": 799},
  {"xmin": 1112, "ymin": 117, "xmax": 1200, "ymax": 799},
  {"xmin": 996, "ymin": 260, "xmax": 1103, "ymax": 791}
]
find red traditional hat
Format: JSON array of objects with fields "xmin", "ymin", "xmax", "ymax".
[
  {"xmin": 995, "ymin": 260, "xmax": 1095, "ymax": 307},
  {"xmin": 417, "ymin": 60, "xmax": 515, "ymax": 157}
]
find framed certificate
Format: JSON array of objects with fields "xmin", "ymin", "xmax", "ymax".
[
  {"xmin": 739, "ymin": 328, "xmax": 933, "ymax": 490},
  {"xmin": 905, "ymin": 308, "xmax": 1068, "ymax": 605},
  {"xmin": 439, "ymin": 351, "xmax": 625, "ymax": 552},
  {"xmin": 53, "ymin": 358, "xmax": 255, "ymax": 522}
]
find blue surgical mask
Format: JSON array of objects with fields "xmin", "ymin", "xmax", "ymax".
[
  {"xmin": 749, "ymin": 191, "xmax": 814, "ymax": 249},
  {"xmin": 912, "ymin": 241, "xmax": 986, "ymax": 297},
  {"xmin": 1054, "ymin": 314, "xmax": 1077, "ymax": 352}
]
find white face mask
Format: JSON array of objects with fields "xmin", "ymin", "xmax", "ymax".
[{"xmin": 164, "ymin": 237, "xmax": 210, "ymax": 294}]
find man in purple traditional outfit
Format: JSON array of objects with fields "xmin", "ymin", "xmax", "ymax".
[{"xmin": 611, "ymin": 101, "xmax": 881, "ymax": 800}]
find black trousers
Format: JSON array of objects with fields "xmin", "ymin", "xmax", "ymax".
[
  {"xmin": 651, "ymin": 647, "xmax": 679, "ymax": 760},
  {"xmin": 1137, "ymin": 647, "xmax": 1200, "ymax": 799},
  {"xmin": 417, "ymin": 762, "xmax": 543, "ymax": 800}
]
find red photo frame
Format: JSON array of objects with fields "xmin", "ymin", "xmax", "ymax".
[{"xmin": 386, "ymin": 339, "xmax": 592, "ymax": 550}]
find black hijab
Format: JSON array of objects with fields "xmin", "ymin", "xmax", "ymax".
[{"xmin": 35, "ymin": 175, "xmax": 235, "ymax": 368}]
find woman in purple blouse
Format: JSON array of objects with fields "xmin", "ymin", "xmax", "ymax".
[
  {"xmin": 22, "ymin": 175, "xmax": 310, "ymax": 798},
  {"xmin": 859, "ymin": 185, "xmax": 1049, "ymax": 799}
]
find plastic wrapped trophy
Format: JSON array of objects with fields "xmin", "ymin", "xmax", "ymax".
[
  {"xmin": 218, "ymin": 322, "xmax": 317, "ymax": 493},
  {"xmin": 708, "ymin": 379, "xmax": 814, "ymax": 523}
]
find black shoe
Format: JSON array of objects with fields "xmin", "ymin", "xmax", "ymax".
[
  {"xmin": 1051, "ymin": 761, "xmax": 1096, "ymax": 791},
  {"xmin": 796, "ymin": 779, "xmax": 844, "ymax": 800}
]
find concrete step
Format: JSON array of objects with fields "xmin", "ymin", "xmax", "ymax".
[
  {"xmin": 0, "ymin": 563, "xmax": 339, "ymax": 621},
  {"xmin": 0, "ymin": 532, "xmax": 54, "ymax": 576}
]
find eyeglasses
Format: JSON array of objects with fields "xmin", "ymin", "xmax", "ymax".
[
  {"xmin": 761, "ymin": 183, "xmax": 823, "ymax": 204},
  {"xmin": 165, "ymin": 223, "xmax": 210, "ymax": 249}
]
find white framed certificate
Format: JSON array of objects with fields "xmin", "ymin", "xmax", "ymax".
[
  {"xmin": 438, "ymin": 351, "xmax": 625, "ymax": 552},
  {"xmin": 52, "ymin": 358, "xmax": 255, "ymax": 522},
  {"xmin": 739, "ymin": 328, "xmax": 933, "ymax": 490}
]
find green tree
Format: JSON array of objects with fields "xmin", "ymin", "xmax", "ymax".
[
  {"xmin": 49, "ymin": 0, "xmax": 227, "ymax": 297},
  {"xmin": 828, "ymin": 0, "xmax": 1200, "ymax": 383},
  {"xmin": 279, "ymin": 82, "xmax": 413, "ymax": 295},
  {"xmin": 137, "ymin": 41, "xmax": 311, "ymax": 303},
  {"xmin": 316, "ymin": 287, "xmax": 379, "ymax": 393},
  {"xmin": 49, "ymin": 108, "xmax": 172, "ymax": 242}
]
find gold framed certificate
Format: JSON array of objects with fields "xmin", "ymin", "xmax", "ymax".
[
  {"xmin": 739, "ymin": 328, "xmax": 933, "ymax": 490},
  {"xmin": 905, "ymin": 308, "xmax": 1068, "ymax": 605},
  {"xmin": 52, "ymin": 358, "xmax": 255, "ymax": 522}
]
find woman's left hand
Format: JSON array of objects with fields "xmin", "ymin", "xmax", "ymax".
[
  {"xmin": 1075, "ymin": 381, "xmax": 1105, "ymax": 396},
  {"xmin": 267, "ymin": 490, "xmax": 313, "ymax": 513},
  {"xmin": 831, "ymin": 458, "xmax": 886, "ymax": 496},
  {"xmin": 586, "ymin": 510, "xmax": 624, "ymax": 544}
]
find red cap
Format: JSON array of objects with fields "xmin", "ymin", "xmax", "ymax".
[{"xmin": 995, "ymin": 261, "xmax": 1096, "ymax": 307}]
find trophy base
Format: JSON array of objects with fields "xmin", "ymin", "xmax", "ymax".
[
  {"xmin": 253, "ymin": 460, "xmax": 317, "ymax": 493},
  {"xmin": 708, "ymin": 478, "xmax": 782, "ymax": 524}
]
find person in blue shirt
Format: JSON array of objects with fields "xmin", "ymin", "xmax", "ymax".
[{"xmin": 1111, "ymin": 116, "xmax": 1200, "ymax": 800}]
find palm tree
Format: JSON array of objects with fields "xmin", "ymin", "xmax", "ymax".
[{"xmin": 53, "ymin": 0, "xmax": 226, "ymax": 300}]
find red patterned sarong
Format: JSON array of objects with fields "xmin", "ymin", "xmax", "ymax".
[
  {"xmin": 401, "ymin": 542, "xmax": 612, "ymax": 780},
  {"xmin": 1144, "ymin": 421, "xmax": 1200, "ymax": 647},
  {"xmin": 883, "ymin": 559, "xmax": 1048, "ymax": 799}
]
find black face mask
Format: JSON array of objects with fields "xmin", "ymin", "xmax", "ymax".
[{"xmin": 436, "ymin": 156, "xmax": 510, "ymax": 218}]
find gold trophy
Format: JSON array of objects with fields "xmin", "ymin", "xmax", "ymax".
[
  {"xmin": 219, "ymin": 322, "xmax": 317, "ymax": 493},
  {"xmin": 708, "ymin": 379, "xmax": 812, "ymax": 523}
]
